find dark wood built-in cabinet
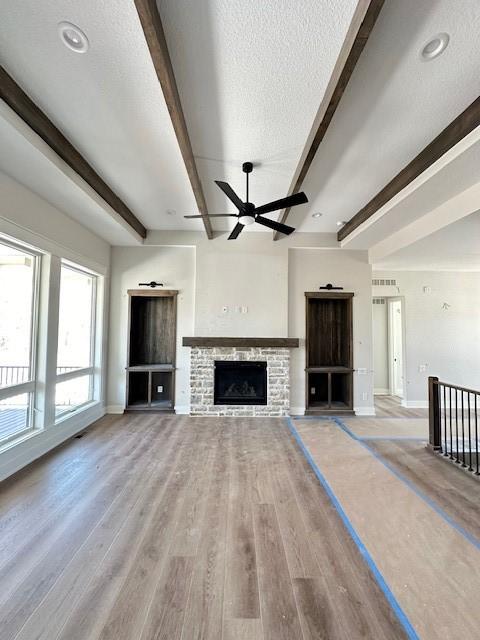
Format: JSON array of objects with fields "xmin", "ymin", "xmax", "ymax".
[
  {"xmin": 305, "ymin": 292, "xmax": 354, "ymax": 415},
  {"xmin": 126, "ymin": 289, "xmax": 177, "ymax": 412}
]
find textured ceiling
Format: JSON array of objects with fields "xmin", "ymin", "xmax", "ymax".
[
  {"xmin": 0, "ymin": 0, "xmax": 202, "ymax": 232},
  {"xmin": 345, "ymin": 138, "xmax": 480, "ymax": 249},
  {"xmin": 294, "ymin": 0, "xmax": 480, "ymax": 233},
  {"xmin": 158, "ymin": 0, "xmax": 359, "ymax": 231},
  {"xmin": 1, "ymin": 0, "xmax": 479, "ymax": 243},
  {"xmin": 373, "ymin": 211, "xmax": 480, "ymax": 271}
]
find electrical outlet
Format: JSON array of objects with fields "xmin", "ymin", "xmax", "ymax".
[
  {"xmin": 310, "ymin": 387, "xmax": 316, "ymax": 395},
  {"xmin": 157, "ymin": 386, "xmax": 163, "ymax": 393},
  {"xmin": 418, "ymin": 364, "xmax": 427, "ymax": 372},
  {"xmin": 241, "ymin": 306, "xmax": 248, "ymax": 314}
]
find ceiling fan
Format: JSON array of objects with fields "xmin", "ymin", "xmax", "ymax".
[{"xmin": 184, "ymin": 162, "xmax": 308, "ymax": 239}]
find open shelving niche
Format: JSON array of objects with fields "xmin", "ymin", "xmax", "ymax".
[
  {"xmin": 126, "ymin": 289, "xmax": 177, "ymax": 412},
  {"xmin": 305, "ymin": 292, "xmax": 354, "ymax": 415}
]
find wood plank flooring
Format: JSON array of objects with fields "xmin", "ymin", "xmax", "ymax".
[
  {"xmin": 374, "ymin": 395, "xmax": 428, "ymax": 418},
  {"xmin": 0, "ymin": 414, "xmax": 407, "ymax": 640},
  {"xmin": 369, "ymin": 439, "xmax": 480, "ymax": 541}
]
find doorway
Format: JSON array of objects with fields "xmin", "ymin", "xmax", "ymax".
[
  {"xmin": 372, "ymin": 296, "xmax": 406, "ymax": 401},
  {"xmin": 388, "ymin": 298, "xmax": 404, "ymax": 398}
]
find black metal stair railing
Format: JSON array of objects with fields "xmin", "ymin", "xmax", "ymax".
[{"xmin": 429, "ymin": 376, "xmax": 480, "ymax": 475}]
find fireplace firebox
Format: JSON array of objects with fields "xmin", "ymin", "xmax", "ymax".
[{"xmin": 214, "ymin": 361, "xmax": 267, "ymax": 405}]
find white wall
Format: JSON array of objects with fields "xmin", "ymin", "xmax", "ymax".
[
  {"xmin": 372, "ymin": 300, "xmax": 389, "ymax": 393},
  {"xmin": 374, "ymin": 270, "xmax": 480, "ymax": 404},
  {"xmin": 288, "ymin": 249, "xmax": 374, "ymax": 414},
  {"xmin": 107, "ymin": 245, "xmax": 195, "ymax": 413},
  {"xmin": 194, "ymin": 239, "xmax": 288, "ymax": 336},
  {"xmin": 107, "ymin": 237, "xmax": 375, "ymax": 416},
  {"xmin": 0, "ymin": 171, "xmax": 110, "ymax": 479}
]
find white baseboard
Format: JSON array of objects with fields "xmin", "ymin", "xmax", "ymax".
[
  {"xmin": 289, "ymin": 407, "xmax": 305, "ymax": 416},
  {"xmin": 354, "ymin": 406, "xmax": 376, "ymax": 416},
  {"xmin": 402, "ymin": 400, "xmax": 428, "ymax": 409},
  {"xmin": 106, "ymin": 405, "xmax": 125, "ymax": 414},
  {"xmin": 0, "ymin": 403, "xmax": 105, "ymax": 481},
  {"xmin": 374, "ymin": 388, "xmax": 390, "ymax": 395},
  {"xmin": 174, "ymin": 405, "xmax": 190, "ymax": 415}
]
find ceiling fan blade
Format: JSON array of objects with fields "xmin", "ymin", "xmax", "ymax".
[
  {"xmin": 255, "ymin": 215, "xmax": 295, "ymax": 235},
  {"xmin": 183, "ymin": 214, "xmax": 237, "ymax": 218},
  {"xmin": 228, "ymin": 222, "xmax": 244, "ymax": 240},
  {"xmin": 215, "ymin": 181, "xmax": 245, "ymax": 210},
  {"xmin": 253, "ymin": 191, "xmax": 308, "ymax": 216}
]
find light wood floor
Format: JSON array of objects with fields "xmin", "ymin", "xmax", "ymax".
[
  {"xmin": 0, "ymin": 414, "xmax": 406, "ymax": 640},
  {"xmin": 374, "ymin": 395, "xmax": 427, "ymax": 418},
  {"xmin": 368, "ymin": 439, "xmax": 480, "ymax": 541}
]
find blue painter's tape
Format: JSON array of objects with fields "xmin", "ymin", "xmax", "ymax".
[
  {"xmin": 359, "ymin": 436, "xmax": 427, "ymax": 441},
  {"xmin": 330, "ymin": 416, "xmax": 480, "ymax": 551},
  {"xmin": 285, "ymin": 416, "xmax": 419, "ymax": 640}
]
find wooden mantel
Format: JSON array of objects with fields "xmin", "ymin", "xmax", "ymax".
[{"xmin": 182, "ymin": 337, "xmax": 299, "ymax": 348}]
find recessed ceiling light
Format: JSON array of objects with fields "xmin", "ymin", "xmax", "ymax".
[
  {"xmin": 336, "ymin": 221, "xmax": 347, "ymax": 227},
  {"xmin": 312, "ymin": 212, "xmax": 323, "ymax": 218},
  {"xmin": 421, "ymin": 33, "xmax": 449, "ymax": 60},
  {"xmin": 58, "ymin": 22, "xmax": 89, "ymax": 53}
]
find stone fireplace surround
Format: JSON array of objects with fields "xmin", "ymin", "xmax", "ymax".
[{"xmin": 183, "ymin": 338, "xmax": 299, "ymax": 417}]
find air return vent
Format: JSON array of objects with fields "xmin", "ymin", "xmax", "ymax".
[
  {"xmin": 372, "ymin": 278, "xmax": 396, "ymax": 286},
  {"xmin": 372, "ymin": 298, "xmax": 386, "ymax": 305}
]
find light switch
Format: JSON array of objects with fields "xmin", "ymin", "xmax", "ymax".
[
  {"xmin": 157, "ymin": 386, "xmax": 164, "ymax": 393},
  {"xmin": 222, "ymin": 306, "xmax": 228, "ymax": 313},
  {"xmin": 357, "ymin": 368, "xmax": 367, "ymax": 375}
]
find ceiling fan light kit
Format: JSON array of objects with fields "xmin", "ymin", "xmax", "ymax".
[{"xmin": 184, "ymin": 162, "xmax": 308, "ymax": 239}]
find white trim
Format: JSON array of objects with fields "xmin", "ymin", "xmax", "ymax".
[
  {"xmin": 0, "ymin": 403, "xmax": 105, "ymax": 481},
  {"xmin": 401, "ymin": 400, "xmax": 428, "ymax": 409},
  {"xmin": 174, "ymin": 404, "xmax": 190, "ymax": 415},
  {"xmin": 106, "ymin": 405, "xmax": 125, "ymax": 414},
  {"xmin": 289, "ymin": 406, "xmax": 305, "ymax": 416},
  {"xmin": 0, "ymin": 218, "xmax": 108, "ymax": 276},
  {"xmin": 374, "ymin": 388, "xmax": 390, "ymax": 395},
  {"xmin": 55, "ymin": 366, "xmax": 94, "ymax": 384},
  {"xmin": 354, "ymin": 406, "xmax": 376, "ymax": 416},
  {"xmin": 0, "ymin": 381, "xmax": 35, "ymax": 402}
]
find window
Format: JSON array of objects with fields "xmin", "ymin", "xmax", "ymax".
[
  {"xmin": 0, "ymin": 239, "xmax": 39, "ymax": 443},
  {"xmin": 55, "ymin": 263, "xmax": 97, "ymax": 418}
]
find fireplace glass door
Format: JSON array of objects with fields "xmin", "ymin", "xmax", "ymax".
[{"xmin": 214, "ymin": 361, "xmax": 267, "ymax": 405}]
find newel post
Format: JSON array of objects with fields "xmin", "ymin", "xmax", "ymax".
[{"xmin": 428, "ymin": 376, "xmax": 441, "ymax": 451}]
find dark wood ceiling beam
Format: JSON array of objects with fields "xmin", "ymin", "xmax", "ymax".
[
  {"xmin": 338, "ymin": 95, "xmax": 480, "ymax": 241},
  {"xmin": 0, "ymin": 65, "xmax": 147, "ymax": 239},
  {"xmin": 134, "ymin": 0, "xmax": 213, "ymax": 239},
  {"xmin": 273, "ymin": 0, "xmax": 384, "ymax": 240}
]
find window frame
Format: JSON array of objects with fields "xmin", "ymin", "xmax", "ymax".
[
  {"xmin": 0, "ymin": 237, "xmax": 42, "ymax": 444},
  {"xmin": 54, "ymin": 261, "xmax": 98, "ymax": 420}
]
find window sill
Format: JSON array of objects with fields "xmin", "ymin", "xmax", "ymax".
[
  {"xmin": 55, "ymin": 400, "xmax": 100, "ymax": 426},
  {"xmin": 0, "ymin": 428, "xmax": 42, "ymax": 456}
]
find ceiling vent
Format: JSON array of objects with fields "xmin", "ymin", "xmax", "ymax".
[
  {"xmin": 372, "ymin": 278, "xmax": 396, "ymax": 286},
  {"xmin": 372, "ymin": 298, "xmax": 386, "ymax": 305}
]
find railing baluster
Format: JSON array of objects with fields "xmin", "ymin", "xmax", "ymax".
[
  {"xmin": 429, "ymin": 379, "xmax": 480, "ymax": 477},
  {"xmin": 461, "ymin": 391, "xmax": 466, "ymax": 467},
  {"xmin": 455, "ymin": 389, "xmax": 459, "ymax": 463},
  {"xmin": 475, "ymin": 394, "xmax": 479, "ymax": 476},
  {"xmin": 467, "ymin": 393, "xmax": 473, "ymax": 471},
  {"xmin": 443, "ymin": 384, "xmax": 448, "ymax": 456},
  {"xmin": 449, "ymin": 386, "xmax": 453, "ymax": 460}
]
